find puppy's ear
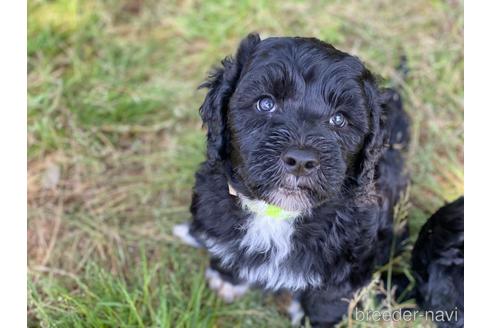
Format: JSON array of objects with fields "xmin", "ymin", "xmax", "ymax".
[
  {"xmin": 355, "ymin": 72, "xmax": 387, "ymax": 200},
  {"xmin": 199, "ymin": 33, "xmax": 261, "ymax": 162}
]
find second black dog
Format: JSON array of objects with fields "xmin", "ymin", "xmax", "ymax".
[{"xmin": 412, "ymin": 196, "xmax": 464, "ymax": 328}]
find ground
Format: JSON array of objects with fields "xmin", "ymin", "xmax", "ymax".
[{"xmin": 27, "ymin": 0, "xmax": 463, "ymax": 327}]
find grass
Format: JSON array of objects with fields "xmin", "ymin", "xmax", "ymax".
[{"xmin": 27, "ymin": 0, "xmax": 463, "ymax": 327}]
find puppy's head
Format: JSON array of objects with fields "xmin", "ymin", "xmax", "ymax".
[{"xmin": 199, "ymin": 34, "xmax": 385, "ymax": 211}]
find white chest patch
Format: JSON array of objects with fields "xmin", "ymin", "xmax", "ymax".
[
  {"xmin": 203, "ymin": 196, "xmax": 322, "ymax": 291},
  {"xmin": 236, "ymin": 197, "xmax": 322, "ymax": 290},
  {"xmin": 239, "ymin": 205, "xmax": 296, "ymax": 262}
]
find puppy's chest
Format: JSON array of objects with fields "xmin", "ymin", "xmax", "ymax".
[
  {"xmin": 236, "ymin": 196, "xmax": 300, "ymax": 259},
  {"xmin": 236, "ymin": 212, "xmax": 322, "ymax": 290},
  {"xmin": 239, "ymin": 212, "xmax": 295, "ymax": 261},
  {"xmin": 204, "ymin": 197, "xmax": 324, "ymax": 290}
]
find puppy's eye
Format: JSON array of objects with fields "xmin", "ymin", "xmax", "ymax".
[
  {"xmin": 256, "ymin": 96, "xmax": 276, "ymax": 112},
  {"xmin": 329, "ymin": 113, "xmax": 347, "ymax": 127}
]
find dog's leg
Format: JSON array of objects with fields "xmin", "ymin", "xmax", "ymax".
[
  {"xmin": 172, "ymin": 222, "xmax": 203, "ymax": 248},
  {"xmin": 205, "ymin": 258, "xmax": 249, "ymax": 303},
  {"xmin": 287, "ymin": 293, "xmax": 305, "ymax": 326},
  {"xmin": 300, "ymin": 286, "xmax": 354, "ymax": 327}
]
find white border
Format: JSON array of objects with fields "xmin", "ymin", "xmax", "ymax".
[
  {"xmin": 465, "ymin": 1, "xmax": 492, "ymax": 326},
  {"xmin": 0, "ymin": 0, "xmax": 27, "ymax": 326}
]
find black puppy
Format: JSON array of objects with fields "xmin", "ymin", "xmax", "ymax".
[
  {"xmin": 412, "ymin": 197, "xmax": 464, "ymax": 328},
  {"xmin": 174, "ymin": 33, "xmax": 410, "ymax": 326}
]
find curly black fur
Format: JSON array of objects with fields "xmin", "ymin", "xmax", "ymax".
[
  {"xmin": 412, "ymin": 196, "xmax": 464, "ymax": 328},
  {"xmin": 188, "ymin": 33, "xmax": 410, "ymax": 327}
]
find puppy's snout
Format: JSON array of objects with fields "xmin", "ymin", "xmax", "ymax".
[{"xmin": 281, "ymin": 147, "xmax": 320, "ymax": 176}]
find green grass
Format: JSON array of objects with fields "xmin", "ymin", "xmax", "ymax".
[{"xmin": 28, "ymin": 0, "xmax": 463, "ymax": 327}]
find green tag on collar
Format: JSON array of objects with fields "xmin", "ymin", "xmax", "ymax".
[
  {"xmin": 265, "ymin": 204, "xmax": 283, "ymax": 218},
  {"xmin": 238, "ymin": 195, "xmax": 301, "ymax": 221}
]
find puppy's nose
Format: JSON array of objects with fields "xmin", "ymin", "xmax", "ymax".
[{"xmin": 281, "ymin": 147, "xmax": 320, "ymax": 176}]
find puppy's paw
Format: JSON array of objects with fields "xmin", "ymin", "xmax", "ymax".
[
  {"xmin": 287, "ymin": 298, "xmax": 305, "ymax": 326},
  {"xmin": 172, "ymin": 222, "xmax": 202, "ymax": 248},
  {"xmin": 205, "ymin": 268, "xmax": 249, "ymax": 303}
]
